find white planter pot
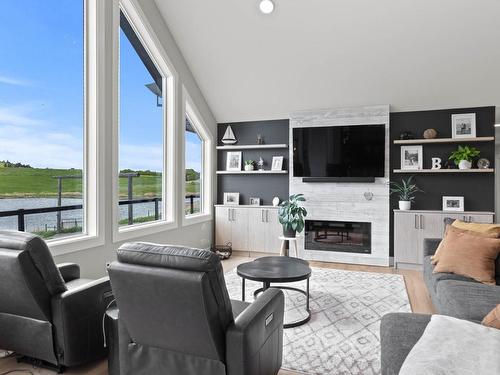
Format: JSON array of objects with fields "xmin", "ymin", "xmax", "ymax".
[
  {"xmin": 399, "ymin": 201, "xmax": 412, "ymax": 210},
  {"xmin": 458, "ymin": 160, "xmax": 472, "ymax": 170},
  {"xmin": 244, "ymin": 164, "xmax": 254, "ymax": 171}
]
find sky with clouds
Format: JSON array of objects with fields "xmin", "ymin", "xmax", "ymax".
[{"xmin": 0, "ymin": 0, "xmax": 201, "ymax": 173}]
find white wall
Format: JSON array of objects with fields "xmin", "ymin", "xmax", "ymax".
[{"xmin": 53, "ymin": 0, "xmax": 217, "ymax": 278}]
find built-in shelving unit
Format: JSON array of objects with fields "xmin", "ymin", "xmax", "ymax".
[
  {"xmin": 216, "ymin": 144, "xmax": 288, "ymax": 150},
  {"xmin": 393, "ymin": 168, "xmax": 494, "ymax": 174},
  {"xmin": 393, "ymin": 136, "xmax": 494, "ymax": 145},
  {"xmin": 216, "ymin": 170, "xmax": 288, "ymax": 175}
]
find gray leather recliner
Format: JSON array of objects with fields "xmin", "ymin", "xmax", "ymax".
[
  {"xmin": 0, "ymin": 230, "xmax": 113, "ymax": 372},
  {"xmin": 106, "ymin": 242, "xmax": 285, "ymax": 375}
]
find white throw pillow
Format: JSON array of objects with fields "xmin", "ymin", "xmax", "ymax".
[{"xmin": 399, "ymin": 315, "xmax": 500, "ymax": 375}]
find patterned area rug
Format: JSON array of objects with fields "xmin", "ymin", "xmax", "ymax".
[{"xmin": 225, "ymin": 267, "xmax": 412, "ymax": 375}]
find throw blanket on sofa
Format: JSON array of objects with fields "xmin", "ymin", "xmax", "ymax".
[{"xmin": 400, "ymin": 315, "xmax": 500, "ymax": 375}]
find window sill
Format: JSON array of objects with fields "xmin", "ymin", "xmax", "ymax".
[
  {"xmin": 113, "ymin": 219, "xmax": 178, "ymax": 243},
  {"xmin": 182, "ymin": 213, "xmax": 213, "ymax": 227},
  {"xmin": 48, "ymin": 234, "xmax": 105, "ymax": 257}
]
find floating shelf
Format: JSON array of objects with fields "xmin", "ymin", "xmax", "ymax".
[
  {"xmin": 393, "ymin": 168, "xmax": 494, "ymax": 174},
  {"xmin": 216, "ymin": 144, "xmax": 288, "ymax": 150},
  {"xmin": 216, "ymin": 170, "xmax": 288, "ymax": 175},
  {"xmin": 393, "ymin": 137, "xmax": 494, "ymax": 145}
]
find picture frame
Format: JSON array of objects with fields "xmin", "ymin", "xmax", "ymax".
[
  {"xmin": 442, "ymin": 196, "xmax": 464, "ymax": 212},
  {"xmin": 451, "ymin": 113, "xmax": 476, "ymax": 139},
  {"xmin": 400, "ymin": 145, "xmax": 423, "ymax": 170},
  {"xmin": 226, "ymin": 151, "xmax": 242, "ymax": 171},
  {"xmin": 249, "ymin": 197, "xmax": 261, "ymax": 206},
  {"xmin": 223, "ymin": 192, "xmax": 240, "ymax": 206},
  {"xmin": 271, "ymin": 156, "xmax": 284, "ymax": 171}
]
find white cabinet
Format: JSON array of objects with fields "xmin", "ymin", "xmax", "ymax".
[
  {"xmin": 215, "ymin": 206, "xmax": 281, "ymax": 253},
  {"xmin": 394, "ymin": 210, "xmax": 494, "ymax": 269}
]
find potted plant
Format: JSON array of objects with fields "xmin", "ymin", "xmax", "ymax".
[
  {"xmin": 389, "ymin": 176, "xmax": 424, "ymax": 211},
  {"xmin": 278, "ymin": 194, "xmax": 307, "ymax": 238},
  {"xmin": 448, "ymin": 145, "xmax": 480, "ymax": 170},
  {"xmin": 244, "ymin": 160, "xmax": 254, "ymax": 171}
]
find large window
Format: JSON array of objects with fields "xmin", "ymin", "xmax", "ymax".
[
  {"xmin": 185, "ymin": 115, "xmax": 203, "ymax": 216},
  {"xmin": 0, "ymin": 0, "xmax": 85, "ymax": 240},
  {"xmin": 118, "ymin": 12, "xmax": 166, "ymax": 228}
]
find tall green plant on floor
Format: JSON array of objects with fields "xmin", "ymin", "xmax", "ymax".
[{"xmin": 278, "ymin": 194, "xmax": 307, "ymax": 237}]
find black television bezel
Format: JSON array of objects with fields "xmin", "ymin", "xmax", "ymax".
[{"xmin": 292, "ymin": 124, "xmax": 386, "ymax": 182}]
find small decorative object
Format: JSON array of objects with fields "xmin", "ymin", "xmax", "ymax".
[
  {"xmin": 401, "ymin": 146, "xmax": 423, "ymax": 170},
  {"xmin": 223, "ymin": 192, "xmax": 240, "ymax": 205},
  {"xmin": 271, "ymin": 156, "xmax": 284, "ymax": 171},
  {"xmin": 249, "ymin": 197, "xmax": 261, "ymax": 206},
  {"xmin": 221, "ymin": 125, "xmax": 237, "ymax": 144},
  {"xmin": 451, "ymin": 113, "xmax": 476, "ymax": 138},
  {"xmin": 423, "ymin": 128, "xmax": 438, "ymax": 139},
  {"xmin": 257, "ymin": 157, "xmax": 264, "ymax": 170},
  {"xmin": 272, "ymin": 197, "xmax": 280, "ymax": 206},
  {"xmin": 212, "ymin": 243, "xmax": 232, "ymax": 260},
  {"xmin": 226, "ymin": 151, "xmax": 242, "ymax": 171},
  {"xmin": 442, "ymin": 196, "xmax": 464, "ymax": 212},
  {"xmin": 278, "ymin": 194, "xmax": 307, "ymax": 238},
  {"xmin": 400, "ymin": 131, "xmax": 415, "ymax": 140},
  {"xmin": 389, "ymin": 176, "xmax": 424, "ymax": 211},
  {"xmin": 256, "ymin": 134, "xmax": 264, "ymax": 145},
  {"xmin": 244, "ymin": 160, "xmax": 254, "ymax": 171},
  {"xmin": 448, "ymin": 145, "xmax": 480, "ymax": 170},
  {"xmin": 431, "ymin": 157, "xmax": 442, "ymax": 170},
  {"xmin": 477, "ymin": 158, "xmax": 491, "ymax": 169},
  {"xmin": 364, "ymin": 192, "xmax": 374, "ymax": 201}
]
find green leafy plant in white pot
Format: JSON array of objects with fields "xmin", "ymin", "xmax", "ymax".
[
  {"xmin": 244, "ymin": 160, "xmax": 254, "ymax": 171},
  {"xmin": 389, "ymin": 176, "xmax": 424, "ymax": 211},
  {"xmin": 448, "ymin": 145, "xmax": 480, "ymax": 170},
  {"xmin": 278, "ymin": 194, "xmax": 307, "ymax": 238}
]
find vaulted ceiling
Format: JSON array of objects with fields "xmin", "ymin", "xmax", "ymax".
[{"xmin": 155, "ymin": 0, "xmax": 500, "ymax": 123}]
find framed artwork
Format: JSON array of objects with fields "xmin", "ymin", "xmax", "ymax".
[
  {"xmin": 223, "ymin": 192, "xmax": 240, "ymax": 205},
  {"xmin": 442, "ymin": 196, "xmax": 464, "ymax": 212},
  {"xmin": 451, "ymin": 113, "xmax": 476, "ymax": 138},
  {"xmin": 271, "ymin": 156, "xmax": 284, "ymax": 171},
  {"xmin": 249, "ymin": 197, "xmax": 261, "ymax": 206},
  {"xmin": 400, "ymin": 146, "xmax": 423, "ymax": 170},
  {"xmin": 226, "ymin": 151, "xmax": 242, "ymax": 171}
]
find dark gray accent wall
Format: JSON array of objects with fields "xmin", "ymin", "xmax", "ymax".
[
  {"xmin": 389, "ymin": 106, "xmax": 496, "ymax": 256},
  {"xmin": 217, "ymin": 120, "xmax": 289, "ymax": 205}
]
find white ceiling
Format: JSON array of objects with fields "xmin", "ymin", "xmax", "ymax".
[{"xmin": 154, "ymin": 0, "xmax": 500, "ymax": 123}]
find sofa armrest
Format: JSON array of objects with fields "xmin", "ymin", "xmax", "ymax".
[
  {"xmin": 380, "ymin": 313, "xmax": 431, "ymax": 375},
  {"xmin": 57, "ymin": 262, "xmax": 80, "ymax": 282},
  {"xmin": 423, "ymin": 238, "xmax": 441, "ymax": 257},
  {"xmin": 226, "ymin": 288, "xmax": 285, "ymax": 375},
  {"xmin": 51, "ymin": 277, "xmax": 114, "ymax": 367}
]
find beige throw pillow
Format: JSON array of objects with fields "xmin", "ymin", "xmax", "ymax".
[
  {"xmin": 432, "ymin": 227, "xmax": 500, "ymax": 285},
  {"xmin": 452, "ymin": 220, "xmax": 500, "ymax": 238},
  {"xmin": 482, "ymin": 305, "xmax": 500, "ymax": 330}
]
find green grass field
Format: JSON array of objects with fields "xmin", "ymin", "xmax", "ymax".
[{"xmin": 0, "ymin": 167, "xmax": 200, "ymax": 198}]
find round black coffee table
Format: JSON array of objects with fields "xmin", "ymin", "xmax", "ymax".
[{"xmin": 237, "ymin": 256, "xmax": 311, "ymax": 328}]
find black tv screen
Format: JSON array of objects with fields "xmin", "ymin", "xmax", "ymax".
[{"xmin": 293, "ymin": 125, "xmax": 385, "ymax": 178}]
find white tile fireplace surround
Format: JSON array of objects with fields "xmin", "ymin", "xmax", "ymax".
[{"xmin": 289, "ymin": 105, "xmax": 390, "ymax": 266}]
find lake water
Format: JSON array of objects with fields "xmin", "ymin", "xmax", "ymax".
[{"xmin": 0, "ymin": 197, "xmax": 200, "ymax": 232}]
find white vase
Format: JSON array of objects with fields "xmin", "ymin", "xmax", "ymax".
[
  {"xmin": 399, "ymin": 201, "xmax": 411, "ymax": 210},
  {"xmin": 458, "ymin": 160, "xmax": 472, "ymax": 170},
  {"xmin": 272, "ymin": 197, "xmax": 280, "ymax": 206},
  {"xmin": 244, "ymin": 164, "xmax": 254, "ymax": 171}
]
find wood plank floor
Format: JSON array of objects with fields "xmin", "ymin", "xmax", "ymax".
[{"xmin": 0, "ymin": 256, "xmax": 434, "ymax": 375}]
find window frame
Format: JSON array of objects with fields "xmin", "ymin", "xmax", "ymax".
[
  {"xmin": 47, "ymin": 0, "xmax": 105, "ymax": 256},
  {"xmin": 182, "ymin": 87, "xmax": 213, "ymax": 227},
  {"xmin": 112, "ymin": 0, "xmax": 178, "ymax": 242}
]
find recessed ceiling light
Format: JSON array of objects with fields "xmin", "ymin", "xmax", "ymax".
[{"xmin": 259, "ymin": 0, "xmax": 275, "ymax": 14}]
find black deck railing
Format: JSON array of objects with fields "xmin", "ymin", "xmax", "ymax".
[{"xmin": 0, "ymin": 194, "xmax": 200, "ymax": 231}]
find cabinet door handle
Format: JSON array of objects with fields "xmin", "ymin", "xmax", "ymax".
[
  {"xmin": 415, "ymin": 214, "xmax": 418, "ymax": 229},
  {"xmin": 469, "ymin": 216, "xmax": 473, "ymax": 223},
  {"xmin": 266, "ymin": 210, "xmax": 269, "ymax": 223},
  {"xmin": 232, "ymin": 209, "xmax": 235, "ymax": 222},
  {"xmin": 261, "ymin": 210, "xmax": 265, "ymax": 222},
  {"xmin": 420, "ymin": 215, "xmax": 423, "ymax": 230},
  {"xmin": 462, "ymin": 215, "xmax": 467, "ymax": 222},
  {"xmin": 228, "ymin": 209, "xmax": 231, "ymax": 222}
]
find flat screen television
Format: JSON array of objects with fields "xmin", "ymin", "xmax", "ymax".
[{"xmin": 293, "ymin": 124, "xmax": 385, "ymax": 179}]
